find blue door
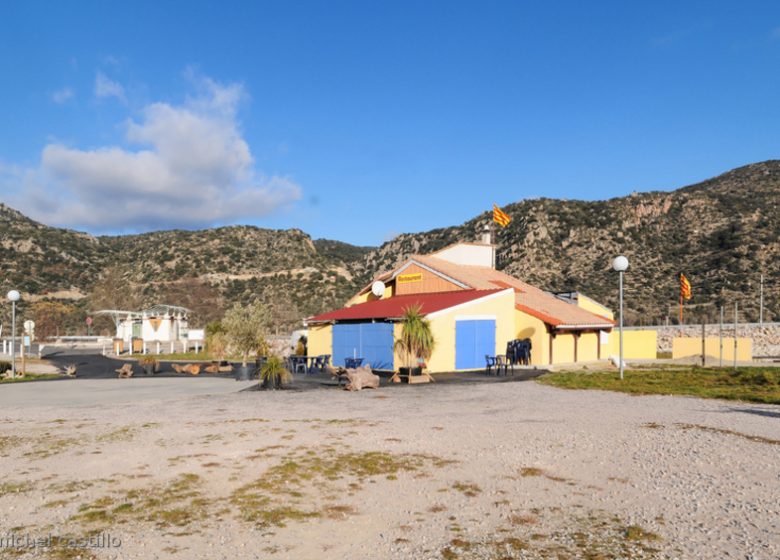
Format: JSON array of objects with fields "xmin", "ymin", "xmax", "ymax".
[
  {"xmin": 455, "ymin": 319, "xmax": 496, "ymax": 370},
  {"xmin": 332, "ymin": 322, "xmax": 395, "ymax": 370}
]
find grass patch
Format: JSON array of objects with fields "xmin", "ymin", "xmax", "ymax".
[
  {"xmin": 676, "ymin": 423, "xmax": 780, "ymax": 445},
  {"xmin": 538, "ymin": 366, "xmax": 780, "ymax": 404},
  {"xmin": 452, "ymin": 482, "xmax": 481, "ymax": 497},
  {"xmin": 0, "ymin": 435, "xmax": 23, "ymax": 455},
  {"xmin": 232, "ymin": 447, "xmax": 452, "ymax": 527},
  {"xmin": 96, "ymin": 426, "xmax": 136, "ymax": 443},
  {"xmin": 72, "ymin": 473, "xmax": 209, "ymax": 530},
  {"xmin": 0, "ymin": 481, "xmax": 34, "ymax": 496},
  {"xmin": 437, "ymin": 509, "xmax": 662, "ymax": 559},
  {"xmin": 0, "ymin": 373, "xmax": 64, "ymax": 383},
  {"xmin": 24, "ymin": 436, "xmax": 80, "ymax": 459}
]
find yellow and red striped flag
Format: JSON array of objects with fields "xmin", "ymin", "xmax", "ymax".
[
  {"xmin": 493, "ymin": 204, "xmax": 511, "ymax": 227},
  {"xmin": 680, "ymin": 273, "xmax": 692, "ymax": 301}
]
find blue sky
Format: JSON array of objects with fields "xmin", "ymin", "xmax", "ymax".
[{"xmin": 2, "ymin": 1, "xmax": 780, "ymax": 246}]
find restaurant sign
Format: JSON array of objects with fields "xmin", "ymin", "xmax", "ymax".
[{"xmin": 397, "ymin": 273, "xmax": 423, "ymax": 284}]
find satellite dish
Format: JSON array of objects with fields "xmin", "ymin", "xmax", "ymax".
[{"xmin": 371, "ymin": 281, "xmax": 386, "ymax": 298}]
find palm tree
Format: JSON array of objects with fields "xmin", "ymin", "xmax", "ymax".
[{"xmin": 394, "ymin": 304, "xmax": 435, "ymax": 376}]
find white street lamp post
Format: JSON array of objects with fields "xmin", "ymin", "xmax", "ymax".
[
  {"xmin": 612, "ymin": 256, "xmax": 629, "ymax": 380},
  {"xmin": 7, "ymin": 290, "xmax": 21, "ymax": 378}
]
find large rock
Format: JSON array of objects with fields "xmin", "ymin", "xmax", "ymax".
[{"xmin": 344, "ymin": 365, "xmax": 380, "ymax": 391}]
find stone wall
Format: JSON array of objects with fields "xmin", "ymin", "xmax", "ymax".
[{"xmin": 628, "ymin": 323, "xmax": 780, "ymax": 357}]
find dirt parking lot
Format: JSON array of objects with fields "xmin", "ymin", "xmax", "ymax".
[{"xmin": 0, "ymin": 378, "xmax": 777, "ymax": 559}]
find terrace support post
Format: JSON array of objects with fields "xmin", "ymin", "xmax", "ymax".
[
  {"xmin": 573, "ymin": 332, "xmax": 580, "ymax": 363},
  {"xmin": 156, "ymin": 341, "xmax": 161, "ymax": 355},
  {"xmin": 595, "ymin": 331, "xmax": 601, "ymax": 360}
]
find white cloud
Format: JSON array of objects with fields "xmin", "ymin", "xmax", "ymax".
[
  {"xmin": 52, "ymin": 87, "xmax": 74, "ymax": 104},
  {"xmin": 4, "ymin": 75, "xmax": 301, "ymax": 231},
  {"xmin": 94, "ymin": 72, "xmax": 126, "ymax": 102}
]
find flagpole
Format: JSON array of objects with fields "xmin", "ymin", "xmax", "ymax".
[
  {"xmin": 679, "ymin": 293, "xmax": 683, "ymax": 326},
  {"xmin": 491, "ymin": 221, "xmax": 496, "ymax": 269}
]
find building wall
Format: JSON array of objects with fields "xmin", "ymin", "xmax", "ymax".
[
  {"xmin": 551, "ymin": 332, "xmax": 576, "ymax": 363},
  {"xmin": 394, "ymin": 263, "xmax": 463, "ymax": 296},
  {"xmin": 142, "ymin": 316, "xmax": 177, "ymax": 342},
  {"xmin": 576, "ymin": 294, "xmax": 614, "ymax": 320},
  {"xmin": 577, "ymin": 332, "xmax": 600, "ymax": 361},
  {"xmin": 419, "ymin": 290, "xmax": 516, "ymax": 372},
  {"xmin": 307, "ymin": 324, "xmax": 332, "ymax": 358},
  {"xmin": 432, "ymin": 244, "xmax": 493, "ymax": 267},
  {"xmin": 672, "ymin": 337, "xmax": 752, "ymax": 362},
  {"xmin": 604, "ymin": 330, "xmax": 658, "ymax": 360},
  {"xmin": 514, "ymin": 309, "xmax": 549, "ymax": 366},
  {"xmin": 347, "ymin": 282, "xmax": 395, "ymax": 306}
]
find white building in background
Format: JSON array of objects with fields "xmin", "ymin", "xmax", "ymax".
[{"xmin": 96, "ymin": 304, "xmax": 190, "ymax": 353}]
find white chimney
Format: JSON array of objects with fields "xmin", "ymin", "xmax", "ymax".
[{"xmin": 482, "ymin": 224, "xmax": 492, "ymax": 245}]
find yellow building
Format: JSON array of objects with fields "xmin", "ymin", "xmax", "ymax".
[{"xmin": 308, "ymin": 241, "xmax": 616, "ymax": 372}]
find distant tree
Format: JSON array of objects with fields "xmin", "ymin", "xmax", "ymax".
[
  {"xmin": 31, "ymin": 301, "xmax": 77, "ymax": 340},
  {"xmin": 222, "ymin": 301, "xmax": 272, "ymax": 367},
  {"xmin": 159, "ymin": 277, "xmax": 225, "ymax": 327}
]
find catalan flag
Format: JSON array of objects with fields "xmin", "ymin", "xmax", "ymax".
[
  {"xmin": 680, "ymin": 273, "xmax": 692, "ymax": 301},
  {"xmin": 493, "ymin": 204, "xmax": 511, "ymax": 227}
]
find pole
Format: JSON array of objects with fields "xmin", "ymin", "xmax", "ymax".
[
  {"xmin": 619, "ymin": 270, "xmax": 624, "ymax": 380},
  {"xmin": 10, "ymin": 300, "xmax": 16, "ymax": 378},
  {"xmin": 733, "ymin": 302, "xmax": 738, "ymax": 371},
  {"xmin": 759, "ymin": 274, "xmax": 764, "ymax": 326},
  {"xmin": 491, "ymin": 222, "xmax": 497, "ymax": 269},
  {"xmin": 679, "ymin": 293, "xmax": 683, "ymax": 326},
  {"xmin": 719, "ymin": 305, "xmax": 723, "ymax": 368},
  {"xmin": 701, "ymin": 321, "xmax": 706, "ymax": 367}
]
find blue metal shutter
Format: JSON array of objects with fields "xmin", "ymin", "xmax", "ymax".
[
  {"xmin": 455, "ymin": 319, "xmax": 496, "ymax": 370},
  {"xmin": 332, "ymin": 323, "xmax": 394, "ymax": 370}
]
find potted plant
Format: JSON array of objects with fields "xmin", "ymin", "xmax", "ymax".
[
  {"xmin": 394, "ymin": 304, "xmax": 435, "ymax": 380},
  {"xmin": 222, "ymin": 301, "xmax": 271, "ymax": 381},
  {"xmin": 138, "ymin": 355, "xmax": 159, "ymax": 376},
  {"xmin": 259, "ymin": 355, "xmax": 292, "ymax": 390}
]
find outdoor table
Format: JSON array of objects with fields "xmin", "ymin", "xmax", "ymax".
[{"xmin": 345, "ymin": 357, "xmax": 363, "ymax": 369}]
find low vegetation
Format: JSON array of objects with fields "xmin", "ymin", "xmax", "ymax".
[
  {"xmin": 0, "ymin": 373, "xmax": 64, "ymax": 384},
  {"xmin": 538, "ymin": 366, "xmax": 780, "ymax": 404},
  {"xmin": 436, "ymin": 508, "xmax": 662, "ymax": 559}
]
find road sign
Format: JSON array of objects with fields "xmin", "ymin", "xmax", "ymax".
[
  {"xmin": 86, "ymin": 316, "xmax": 93, "ymax": 326},
  {"xmin": 23, "ymin": 320, "xmax": 35, "ymax": 332}
]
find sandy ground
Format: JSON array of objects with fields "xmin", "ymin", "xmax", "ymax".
[{"xmin": 0, "ymin": 379, "xmax": 778, "ymax": 560}]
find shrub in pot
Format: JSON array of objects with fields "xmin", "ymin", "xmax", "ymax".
[
  {"xmin": 138, "ymin": 355, "xmax": 159, "ymax": 376},
  {"xmin": 394, "ymin": 304, "xmax": 435, "ymax": 378},
  {"xmin": 259, "ymin": 355, "xmax": 292, "ymax": 390}
]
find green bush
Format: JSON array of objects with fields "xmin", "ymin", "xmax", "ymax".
[{"xmin": 0, "ymin": 361, "xmax": 11, "ymax": 374}]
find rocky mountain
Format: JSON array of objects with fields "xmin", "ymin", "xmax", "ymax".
[
  {"xmin": 355, "ymin": 161, "xmax": 780, "ymax": 325},
  {"xmin": 0, "ymin": 204, "xmax": 373, "ymax": 332},
  {"xmin": 1, "ymin": 160, "xmax": 778, "ymax": 333}
]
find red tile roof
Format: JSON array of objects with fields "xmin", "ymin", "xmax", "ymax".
[
  {"xmin": 355, "ymin": 253, "xmax": 615, "ymax": 329},
  {"xmin": 308, "ymin": 289, "xmax": 503, "ymax": 323}
]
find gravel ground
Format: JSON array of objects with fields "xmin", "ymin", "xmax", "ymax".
[{"xmin": 0, "ymin": 380, "xmax": 777, "ymax": 559}]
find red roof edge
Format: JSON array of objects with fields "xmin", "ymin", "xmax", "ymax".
[{"xmin": 515, "ymin": 303, "xmax": 563, "ymax": 326}]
